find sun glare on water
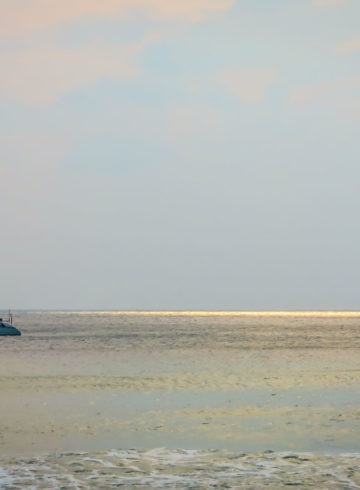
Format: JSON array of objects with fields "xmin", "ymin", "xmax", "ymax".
[{"xmin": 56, "ymin": 310, "xmax": 360, "ymax": 317}]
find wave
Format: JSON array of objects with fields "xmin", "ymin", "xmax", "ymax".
[{"xmin": 1, "ymin": 448, "xmax": 360, "ymax": 488}]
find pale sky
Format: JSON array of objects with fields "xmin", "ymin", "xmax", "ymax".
[{"xmin": 1, "ymin": 0, "xmax": 360, "ymax": 310}]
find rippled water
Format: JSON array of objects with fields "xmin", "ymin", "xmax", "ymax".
[
  {"xmin": 1, "ymin": 449, "xmax": 360, "ymax": 488},
  {"xmin": 0, "ymin": 311, "xmax": 360, "ymax": 488},
  {"xmin": 5, "ymin": 310, "xmax": 360, "ymax": 352}
]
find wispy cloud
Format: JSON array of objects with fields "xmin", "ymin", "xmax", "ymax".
[
  {"xmin": 0, "ymin": 0, "xmax": 235, "ymax": 103},
  {"xmin": 0, "ymin": 0, "xmax": 235, "ymax": 37},
  {"xmin": 216, "ymin": 68, "xmax": 277, "ymax": 103},
  {"xmin": 0, "ymin": 129, "xmax": 66, "ymax": 212},
  {"xmin": 289, "ymin": 81, "xmax": 335, "ymax": 108},
  {"xmin": 0, "ymin": 34, "xmax": 160, "ymax": 104},
  {"xmin": 333, "ymin": 99, "xmax": 360, "ymax": 119},
  {"xmin": 289, "ymin": 77, "xmax": 360, "ymax": 109},
  {"xmin": 312, "ymin": 0, "xmax": 348, "ymax": 6},
  {"xmin": 336, "ymin": 38, "xmax": 360, "ymax": 54}
]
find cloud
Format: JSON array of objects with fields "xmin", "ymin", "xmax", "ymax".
[
  {"xmin": 0, "ymin": 0, "xmax": 235, "ymax": 103},
  {"xmin": 289, "ymin": 77, "xmax": 360, "ymax": 109},
  {"xmin": 0, "ymin": 36, "xmax": 156, "ymax": 104},
  {"xmin": 336, "ymin": 38, "xmax": 360, "ymax": 54},
  {"xmin": 0, "ymin": 0, "xmax": 234, "ymax": 37},
  {"xmin": 334, "ymin": 99, "xmax": 360, "ymax": 119},
  {"xmin": 216, "ymin": 68, "xmax": 277, "ymax": 103},
  {"xmin": 289, "ymin": 81, "xmax": 336, "ymax": 108},
  {"xmin": 312, "ymin": 0, "xmax": 347, "ymax": 6},
  {"xmin": 0, "ymin": 129, "xmax": 66, "ymax": 218}
]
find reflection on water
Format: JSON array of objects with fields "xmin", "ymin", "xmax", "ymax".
[
  {"xmin": 0, "ymin": 312, "xmax": 360, "ymax": 487},
  {"xmin": 3, "ymin": 310, "xmax": 360, "ymax": 351}
]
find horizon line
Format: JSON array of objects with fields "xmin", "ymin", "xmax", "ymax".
[{"xmin": 3, "ymin": 309, "xmax": 360, "ymax": 316}]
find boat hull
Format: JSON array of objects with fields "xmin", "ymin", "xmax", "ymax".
[{"xmin": 0, "ymin": 323, "xmax": 21, "ymax": 336}]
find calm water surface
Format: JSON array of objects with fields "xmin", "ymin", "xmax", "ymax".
[{"xmin": 0, "ymin": 311, "xmax": 359, "ymax": 488}]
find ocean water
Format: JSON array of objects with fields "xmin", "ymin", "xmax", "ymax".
[
  {"xmin": 1, "ymin": 449, "xmax": 360, "ymax": 488},
  {"xmin": 0, "ymin": 311, "xmax": 360, "ymax": 488}
]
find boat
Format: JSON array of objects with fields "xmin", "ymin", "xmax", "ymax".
[{"xmin": 0, "ymin": 311, "xmax": 21, "ymax": 336}]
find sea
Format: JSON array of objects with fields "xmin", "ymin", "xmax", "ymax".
[{"xmin": 0, "ymin": 311, "xmax": 359, "ymax": 488}]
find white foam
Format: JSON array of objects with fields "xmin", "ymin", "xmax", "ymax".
[{"xmin": 1, "ymin": 450, "xmax": 360, "ymax": 489}]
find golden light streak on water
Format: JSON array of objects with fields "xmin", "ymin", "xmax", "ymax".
[{"xmin": 55, "ymin": 310, "xmax": 360, "ymax": 317}]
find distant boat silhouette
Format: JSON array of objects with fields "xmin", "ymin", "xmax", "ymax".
[{"xmin": 0, "ymin": 311, "xmax": 21, "ymax": 336}]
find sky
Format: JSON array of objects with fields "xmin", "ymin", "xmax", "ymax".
[{"xmin": 1, "ymin": 0, "xmax": 360, "ymax": 310}]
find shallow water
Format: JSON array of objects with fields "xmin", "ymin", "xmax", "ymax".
[
  {"xmin": 0, "ymin": 311, "xmax": 360, "ymax": 487},
  {"xmin": 1, "ymin": 449, "xmax": 360, "ymax": 489}
]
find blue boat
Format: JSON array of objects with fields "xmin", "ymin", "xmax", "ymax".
[{"xmin": 0, "ymin": 312, "xmax": 21, "ymax": 336}]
